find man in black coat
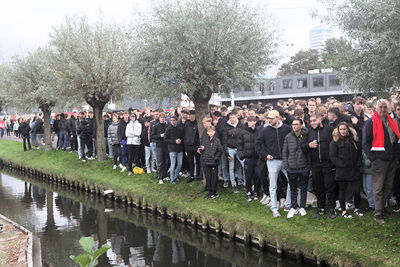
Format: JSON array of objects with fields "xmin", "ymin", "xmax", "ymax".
[
  {"xmin": 183, "ymin": 110, "xmax": 201, "ymax": 183},
  {"xmin": 164, "ymin": 116, "xmax": 184, "ymax": 184},
  {"xmin": 152, "ymin": 113, "xmax": 169, "ymax": 183},
  {"xmin": 237, "ymin": 116, "xmax": 259, "ymax": 201},
  {"xmin": 18, "ymin": 118, "xmax": 31, "ymax": 151},
  {"xmin": 301, "ymin": 113, "xmax": 336, "ymax": 219},
  {"xmin": 255, "ymin": 110, "xmax": 291, "ymax": 218}
]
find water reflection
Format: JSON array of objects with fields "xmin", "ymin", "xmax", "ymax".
[{"xmin": 0, "ymin": 171, "xmax": 307, "ymax": 267}]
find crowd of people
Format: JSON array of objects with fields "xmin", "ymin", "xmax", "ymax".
[{"xmin": 1, "ymin": 95, "xmax": 400, "ymax": 223}]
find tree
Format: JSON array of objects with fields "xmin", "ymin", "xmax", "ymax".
[
  {"xmin": 320, "ymin": 37, "xmax": 353, "ymax": 70},
  {"xmin": 132, "ymin": 0, "xmax": 277, "ymax": 134},
  {"xmin": 50, "ymin": 16, "xmax": 135, "ymax": 161},
  {"xmin": 319, "ymin": 0, "xmax": 400, "ymax": 94},
  {"xmin": 277, "ymin": 49, "xmax": 321, "ymax": 77},
  {"xmin": 7, "ymin": 48, "xmax": 59, "ymax": 150}
]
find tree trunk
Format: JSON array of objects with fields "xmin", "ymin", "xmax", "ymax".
[
  {"xmin": 193, "ymin": 95, "xmax": 211, "ymax": 185},
  {"xmin": 42, "ymin": 107, "xmax": 53, "ymax": 151},
  {"xmin": 92, "ymin": 104, "xmax": 107, "ymax": 161}
]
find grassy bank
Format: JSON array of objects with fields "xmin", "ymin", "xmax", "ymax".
[{"xmin": 1, "ymin": 139, "xmax": 400, "ymax": 266}]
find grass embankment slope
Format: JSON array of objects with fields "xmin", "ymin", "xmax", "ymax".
[{"xmin": 0, "ymin": 139, "xmax": 399, "ymax": 266}]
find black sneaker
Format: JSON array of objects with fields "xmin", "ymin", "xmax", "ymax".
[
  {"xmin": 330, "ymin": 209, "xmax": 337, "ymax": 219},
  {"xmin": 210, "ymin": 194, "xmax": 219, "ymax": 200},
  {"xmin": 252, "ymin": 193, "xmax": 258, "ymax": 200},
  {"xmin": 393, "ymin": 205, "xmax": 400, "ymax": 213},
  {"xmin": 233, "ymin": 186, "xmax": 239, "ymax": 193},
  {"xmin": 374, "ymin": 215, "xmax": 385, "ymax": 224},
  {"xmin": 247, "ymin": 193, "xmax": 253, "ymax": 202},
  {"xmin": 186, "ymin": 177, "xmax": 195, "ymax": 183},
  {"xmin": 364, "ymin": 207, "xmax": 374, "ymax": 212},
  {"xmin": 313, "ymin": 208, "xmax": 325, "ymax": 218},
  {"xmin": 205, "ymin": 194, "xmax": 211, "ymax": 199}
]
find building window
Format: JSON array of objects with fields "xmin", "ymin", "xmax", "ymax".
[
  {"xmin": 329, "ymin": 75, "xmax": 340, "ymax": 87},
  {"xmin": 312, "ymin": 77, "xmax": 324, "ymax": 88},
  {"xmin": 283, "ymin": 79, "xmax": 293, "ymax": 89},
  {"xmin": 297, "ymin": 78, "xmax": 308, "ymax": 89},
  {"xmin": 259, "ymin": 83, "xmax": 265, "ymax": 94}
]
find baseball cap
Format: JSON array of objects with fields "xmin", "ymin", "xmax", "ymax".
[{"xmin": 267, "ymin": 110, "xmax": 280, "ymax": 119}]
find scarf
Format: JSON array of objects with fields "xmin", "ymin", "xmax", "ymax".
[{"xmin": 371, "ymin": 111, "xmax": 400, "ymax": 151}]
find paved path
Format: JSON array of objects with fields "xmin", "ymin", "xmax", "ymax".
[{"xmin": 0, "ymin": 216, "xmax": 30, "ymax": 267}]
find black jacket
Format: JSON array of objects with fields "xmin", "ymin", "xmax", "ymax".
[
  {"xmin": 117, "ymin": 119, "xmax": 129, "ymax": 143},
  {"xmin": 237, "ymin": 125, "xmax": 258, "ymax": 159},
  {"xmin": 18, "ymin": 122, "xmax": 31, "ymax": 137},
  {"xmin": 141, "ymin": 125, "xmax": 150, "ymax": 147},
  {"xmin": 301, "ymin": 124, "xmax": 333, "ymax": 165},
  {"xmin": 149, "ymin": 119, "xmax": 160, "ymax": 142},
  {"xmin": 201, "ymin": 135, "xmax": 223, "ymax": 166},
  {"xmin": 183, "ymin": 120, "xmax": 200, "ymax": 151},
  {"xmin": 330, "ymin": 127, "xmax": 361, "ymax": 181},
  {"xmin": 104, "ymin": 119, "xmax": 111, "ymax": 138},
  {"xmin": 362, "ymin": 117, "xmax": 399, "ymax": 162},
  {"xmin": 255, "ymin": 122, "xmax": 291, "ymax": 160},
  {"xmin": 77, "ymin": 120, "xmax": 91, "ymax": 139},
  {"xmin": 69, "ymin": 117, "xmax": 77, "ymax": 135},
  {"xmin": 222, "ymin": 120, "xmax": 242, "ymax": 154},
  {"xmin": 58, "ymin": 118, "xmax": 70, "ymax": 132},
  {"xmin": 282, "ymin": 129, "xmax": 310, "ymax": 170},
  {"xmin": 164, "ymin": 125, "xmax": 184, "ymax": 152},
  {"xmin": 35, "ymin": 118, "xmax": 44, "ymax": 134},
  {"xmin": 151, "ymin": 122, "xmax": 168, "ymax": 148}
]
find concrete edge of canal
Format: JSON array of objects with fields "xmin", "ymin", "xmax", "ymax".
[
  {"xmin": 0, "ymin": 213, "xmax": 42, "ymax": 267},
  {"xmin": 0, "ymin": 157, "xmax": 360, "ymax": 267}
]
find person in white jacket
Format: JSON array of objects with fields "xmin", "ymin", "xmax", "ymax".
[{"xmin": 126, "ymin": 114, "xmax": 142, "ymax": 175}]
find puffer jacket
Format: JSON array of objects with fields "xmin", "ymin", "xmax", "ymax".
[
  {"xmin": 329, "ymin": 127, "xmax": 361, "ymax": 181},
  {"xmin": 222, "ymin": 120, "xmax": 242, "ymax": 154},
  {"xmin": 237, "ymin": 124, "xmax": 258, "ymax": 159},
  {"xmin": 107, "ymin": 121, "xmax": 119, "ymax": 145},
  {"xmin": 183, "ymin": 120, "xmax": 199, "ymax": 151},
  {"xmin": 164, "ymin": 124, "xmax": 184, "ymax": 152},
  {"xmin": 301, "ymin": 124, "xmax": 333, "ymax": 165},
  {"xmin": 282, "ymin": 128, "xmax": 310, "ymax": 170},
  {"xmin": 255, "ymin": 121, "xmax": 291, "ymax": 160},
  {"xmin": 151, "ymin": 122, "xmax": 169, "ymax": 148},
  {"xmin": 58, "ymin": 118, "xmax": 70, "ymax": 132},
  {"xmin": 18, "ymin": 122, "xmax": 31, "ymax": 137},
  {"xmin": 126, "ymin": 121, "xmax": 142, "ymax": 145},
  {"xmin": 77, "ymin": 120, "xmax": 91, "ymax": 139},
  {"xmin": 201, "ymin": 134, "xmax": 223, "ymax": 166}
]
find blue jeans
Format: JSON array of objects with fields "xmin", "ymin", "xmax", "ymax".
[
  {"xmin": 169, "ymin": 152, "xmax": 183, "ymax": 182},
  {"xmin": 150, "ymin": 142, "xmax": 158, "ymax": 169},
  {"xmin": 363, "ymin": 173, "xmax": 375, "ymax": 208},
  {"xmin": 145, "ymin": 146, "xmax": 152, "ymax": 171},
  {"xmin": 120, "ymin": 140, "xmax": 127, "ymax": 166},
  {"xmin": 58, "ymin": 130, "xmax": 69, "ymax": 150},
  {"xmin": 267, "ymin": 159, "xmax": 291, "ymax": 212},
  {"xmin": 220, "ymin": 154, "xmax": 229, "ymax": 181},
  {"xmin": 227, "ymin": 148, "xmax": 244, "ymax": 187}
]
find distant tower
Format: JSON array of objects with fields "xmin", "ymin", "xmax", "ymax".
[{"xmin": 309, "ymin": 25, "xmax": 333, "ymax": 51}]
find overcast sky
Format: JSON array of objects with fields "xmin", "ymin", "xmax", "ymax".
[{"xmin": 0, "ymin": 0, "xmax": 333, "ymax": 74}]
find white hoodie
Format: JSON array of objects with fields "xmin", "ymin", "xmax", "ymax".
[{"xmin": 126, "ymin": 120, "xmax": 142, "ymax": 145}]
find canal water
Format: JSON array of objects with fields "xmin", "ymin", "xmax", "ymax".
[{"xmin": 0, "ymin": 171, "xmax": 309, "ymax": 267}]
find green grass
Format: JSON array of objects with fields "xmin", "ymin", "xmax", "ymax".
[{"xmin": 1, "ymin": 139, "xmax": 400, "ymax": 266}]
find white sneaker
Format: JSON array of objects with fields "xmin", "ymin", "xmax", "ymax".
[
  {"xmin": 299, "ymin": 208, "xmax": 307, "ymax": 216},
  {"xmin": 128, "ymin": 172, "xmax": 132, "ymax": 176},
  {"xmin": 120, "ymin": 166, "xmax": 126, "ymax": 173},
  {"xmin": 147, "ymin": 169, "xmax": 151, "ymax": 174},
  {"xmin": 113, "ymin": 165, "xmax": 117, "ymax": 170},
  {"xmin": 287, "ymin": 208, "xmax": 298, "ymax": 219},
  {"xmin": 272, "ymin": 210, "xmax": 281, "ymax": 218},
  {"xmin": 82, "ymin": 159, "xmax": 86, "ymax": 162},
  {"xmin": 260, "ymin": 194, "xmax": 267, "ymax": 204},
  {"xmin": 158, "ymin": 180, "xmax": 164, "ymax": 184},
  {"xmin": 88, "ymin": 157, "xmax": 95, "ymax": 160},
  {"xmin": 119, "ymin": 163, "xmax": 123, "ymax": 169},
  {"xmin": 279, "ymin": 198, "xmax": 286, "ymax": 209}
]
